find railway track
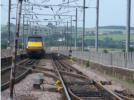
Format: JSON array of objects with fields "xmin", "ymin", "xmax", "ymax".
[
  {"xmin": 1, "ymin": 54, "xmax": 132, "ymax": 100},
  {"xmin": 51, "ymin": 54, "xmax": 130, "ymax": 100},
  {"xmin": 1, "ymin": 59, "xmax": 28, "ymax": 74},
  {"xmin": 1, "ymin": 58, "xmax": 39, "ymax": 91}
]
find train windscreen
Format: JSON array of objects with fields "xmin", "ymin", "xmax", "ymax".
[{"xmin": 28, "ymin": 37, "xmax": 42, "ymax": 42}]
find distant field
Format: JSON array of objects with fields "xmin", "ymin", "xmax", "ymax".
[{"xmin": 83, "ymin": 34, "xmax": 134, "ymax": 41}]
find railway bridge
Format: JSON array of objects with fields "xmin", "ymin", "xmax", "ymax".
[{"xmin": 1, "ymin": 0, "xmax": 134, "ymax": 100}]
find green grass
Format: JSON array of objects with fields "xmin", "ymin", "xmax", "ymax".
[{"xmin": 84, "ymin": 34, "xmax": 134, "ymax": 41}]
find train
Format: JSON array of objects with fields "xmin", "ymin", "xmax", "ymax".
[{"xmin": 26, "ymin": 35, "xmax": 45, "ymax": 58}]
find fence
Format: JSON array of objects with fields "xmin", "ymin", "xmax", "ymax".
[{"xmin": 58, "ymin": 50, "xmax": 134, "ymax": 70}]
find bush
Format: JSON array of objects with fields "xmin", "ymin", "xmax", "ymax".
[
  {"xmin": 85, "ymin": 61, "xmax": 90, "ymax": 67},
  {"xmin": 70, "ymin": 57, "xmax": 76, "ymax": 61},
  {"xmin": 122, "ymin": 48, "xmax": 134, "ymax": 52},
  {"xmin": 1, "ymin": 44, "xmax": 7, "ymax": 49},
  {"xmin": 122, "ymin": 49, "xmax": 125, "ymax": 52},
  {"xmin": 130, "ymin": 47, "xmax": 134, "ymax": 52},
  {"xmin": 103, "ymin": 49, "xmax": 108, "ymax": 53}
]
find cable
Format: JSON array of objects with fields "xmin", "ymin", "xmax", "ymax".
[{"xmin": 41, "ymin": 0, "xmax": 50, "ymax": 3}]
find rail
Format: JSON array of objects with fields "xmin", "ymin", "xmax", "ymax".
[
  {"xmin": 51, "ymin": 54, "xmax": 126, "ymax": 100},
  {"xmin": 1, "ymin": 59, "xmax": 39, "ymax": 91},
  {"xmin": 52, "ymin": 55, "xmax": 72, "ymax": 100}
]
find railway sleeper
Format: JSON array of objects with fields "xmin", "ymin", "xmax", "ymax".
[
  {"xmin": 66, "ymin": 81, "xmax": 94, "ymax": 85},
  {"xmin": 1, "ymin": 69, "xmax": 30, "ymax": 91},
  {"xmin": 72, "ymin": 90, "xmax": 109, "ymax": 97}
]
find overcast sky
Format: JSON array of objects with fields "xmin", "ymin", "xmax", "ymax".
[{"xmin": 0, "ymin": 0, "xmax": 134, "ymax": 28}]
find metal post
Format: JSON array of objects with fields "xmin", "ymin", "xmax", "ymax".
[
  {"xmin": 32, "ymin": 21, "xmax": 34, "ymax": 35},
  {"xmin": 48, "ymin": 28, "xmax": 50, "ymax": 48},
  {"xmin": 57, "ymin": 23, "xmax": 60, "ymax": 50},
  {"xmin": 64, "ymin": 25, "xmax": 66, "ymax": 49},
  {"xmin": 31, "ymin": 5, "xmax": 34, "ymax": 35},
  {"xmin": 67, "ymin": 21, "xmax": 69, "ymax": 50},
  {"xmin": 51, "ymin": 28, "xmax": 53, "ymax": 47},
  {"xmin": 22, "ymin": 14, "xmax": 25, "ymax": 50},
  {"xmin": 10, "ymin": 0, "xmax": 23, "ymax": 99},
  {"xmin": 29, "ymin": 22, "xmax": 30, "ymax": 34},
  {"xmin": 7, "ymin": 0, "xmax": 11, "ymax": 48},
  {"xmin": 55, "ymin": 22, "xmax": 58, "ymax": 50},
  {"xmin": 126, "ymin": 0, "xmax": 131, "ymax": 52},
  {"xmin": 70, "ymin": 16, "xmax": 72, "ymax": 50},
  {"xmin": 35, "ymin": 25, "xmax": 36, "ymax": 35},
  {"xmin": 95, "ymin": 0, "xmax": 99, "ymax": 52},
  {"xmin": 75, "ymin": 8, "xmax": 78, "ymax": 50},
  {"xmin": 62, "ymin": 27, "xmax": 64, "ymax": 50},
  {"xmin": 26, "ymin": 20, "xmax": 29, "ymax": 47},
  {"xmin": 82, "ymin": 0, "xmax": 86, "ymax": 51}
]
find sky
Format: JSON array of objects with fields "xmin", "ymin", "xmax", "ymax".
[{"xmin": 0, "ymin": 0, "xmax": 134, "ymax": 28}]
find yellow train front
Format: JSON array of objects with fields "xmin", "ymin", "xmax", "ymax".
[{"xmin": 26, "ymin": 35, "xmax": 45, "ymax": 58}]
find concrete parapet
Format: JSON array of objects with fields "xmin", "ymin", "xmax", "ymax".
[{"xmin": 54, "ymin": 50, "xmax": 134, "ymax": 82}]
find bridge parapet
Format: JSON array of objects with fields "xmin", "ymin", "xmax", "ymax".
[
  {"xmin": 56, "ymin": 50, "xmax": 134, "ymax": 82},
  {"xmin": 57, "ymin": 50, "xmax": 134, "ymax": 70}
]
